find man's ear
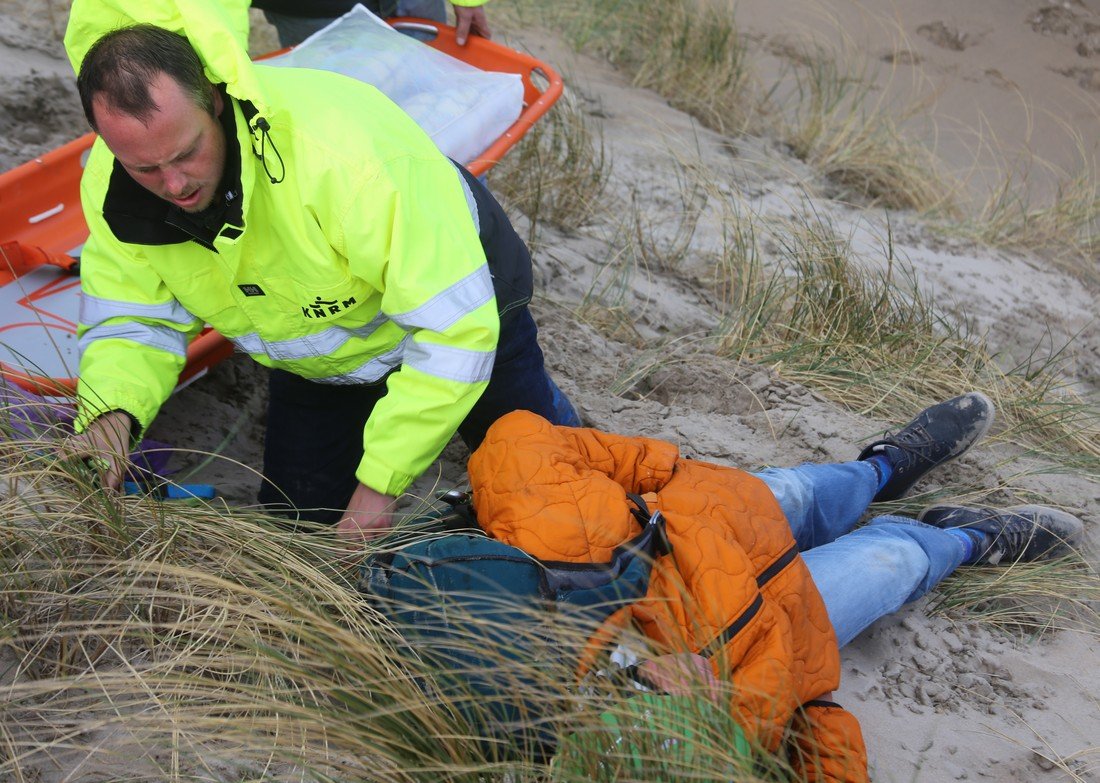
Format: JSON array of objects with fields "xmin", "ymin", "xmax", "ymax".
[{"xmin": 212, "ymin": 84, "xmax": 224, "ymax": 117}]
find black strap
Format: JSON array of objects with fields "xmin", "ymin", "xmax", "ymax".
[
  {"xmin": 433, "ymin": 502, "xmax": 478, "ymax": 533},
  {"xmin": 802, "ymin": 699, "xmax": 843, "ymax": 710},
  {"xmin": 541, "ymin": 508, "xmax": 671, "ymax": 594},
  {"xmin": 626, "ymin": 492, "xmax": 652, "ymax": 526},
  {"xmin": 237, "ymin": 98, "xmax": 285, "ymax": 184},
  {"xmin": 612, "ymin": 662, "xmax": 659, "ymax": 691}
]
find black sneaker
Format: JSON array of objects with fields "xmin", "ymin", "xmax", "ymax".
[
  {"xmin": 858, "ymin": 392, "xmax": 994, "ymax": 502},
  {"xmin": 917, "ymin": 505, "xmax": 1084, "ymax": 565}
]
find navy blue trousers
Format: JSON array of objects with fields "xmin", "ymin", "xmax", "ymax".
[{"xmin": 258, "ymin": 308, "xmax": 575, "ymax": 523}]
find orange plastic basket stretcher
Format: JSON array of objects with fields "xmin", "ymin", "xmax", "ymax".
[{"xmin": 0, "ymin": 19, "xmax": 562, "ymax": 397}]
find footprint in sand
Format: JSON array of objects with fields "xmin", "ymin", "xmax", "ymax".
[
  {"xmin": 881, "ymin": 49, "xmax": 923, "ymax": 65},
  {"xmin": 1030, "ymin": 5, "xmax": 1085, "ymax": 36},
  {"xmin": 1078, "ymin": 27, "xmax": 1100, "ymax": 57},
  {"xmin": 1030, "ymin": 4, "xmax": 1100, "ymax": 56},
  {"xmin": 916, "ymin": 20, "xmax": 978, "ymax": 51},
  {"xmin": 1053, "ymin": 65, "xmax": 1100, "ymax": 91},
  {"xmin": 983, "ymin": 68, "xmax": 1019, "ymax": 90}
]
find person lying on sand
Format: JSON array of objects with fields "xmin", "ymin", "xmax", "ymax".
[{"xmin": 368, "ymin": 393, "xmax": 1084, "ymax": 781}]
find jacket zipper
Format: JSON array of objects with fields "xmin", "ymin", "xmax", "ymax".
[{"xmin": 700, "ymin": 542, "xmax": 799, "ymax": 658}]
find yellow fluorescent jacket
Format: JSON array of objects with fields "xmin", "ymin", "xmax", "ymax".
[{"xmin": 66, "ymin": 0, "xmax": 500, "ymax": 496}]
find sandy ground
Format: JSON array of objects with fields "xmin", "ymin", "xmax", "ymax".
[
  {"xmin": 735, "ymin": 0, "xmax": 1100, "ymax": 204},
  {"xmin": 1, "ymin": 1, "xmax": 1098, "ymax": 781}
]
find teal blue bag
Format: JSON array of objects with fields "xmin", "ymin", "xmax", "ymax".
[{"xmin": 358, "ymin": 496, "xmax": 671, "ymax": 761}]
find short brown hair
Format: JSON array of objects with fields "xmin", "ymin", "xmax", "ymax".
[{"xmin": 77, "ymin": 24, "xmax": 214, "ymax": 132}]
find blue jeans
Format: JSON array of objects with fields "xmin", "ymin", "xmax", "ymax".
[
  {"xmin": 754, "ymin": 463, "xmax": 967, "ymax": 647},
  {"xmin": 259, "ymin": 307, "xmax": 578, "ymax": 523}
]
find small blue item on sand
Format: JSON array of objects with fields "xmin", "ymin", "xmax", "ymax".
[{"xmin": 122, "ymin": 481, "xmax": 216, "ymax": 500}]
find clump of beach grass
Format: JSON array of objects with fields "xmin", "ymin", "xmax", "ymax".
[
  {"xmin": 701, "ymin": 194, "xmax": 1100, "ymax": 469},
  {"xmin": 0, "ymin": 440, "xmax": 511, "ymax": 779},
  {"xmin": 501, "ymin": 0, "xmax": 759, "ymax": 135},
  {"xmin": 929, "ymin": 552, "xmax": 1100, "ymax": 637},
  {"xmin": 944, "ymin": 127, "xmax": 1100, "ymax": 284},
  {"xmin": 0, "ymin": 426, "xmax": 812, "ymax": 782},
  {"xmin": 491, "ymin": 86, "xmax": 610, "ymax": 248},
  {"xmin": 772, "ymin": 37, "xmax": 954, "ymax": 213},
  {"xmin": 606, "ymin": 0, "xmax": 757, "ymax": 135},
  {"xmin": 0, "ymin": 425, "xmax": 466, "ymax": 779},
  {"xmin": 713, "ymin": 204, "xmax": 975, "ymax": 411},
  {"xmin": 626, "ymin": 160, "xmax": 709, "ymax": 274},
  {"xmin": 574, "ymin": 222, "xmax": 648, "ymax": 346}
]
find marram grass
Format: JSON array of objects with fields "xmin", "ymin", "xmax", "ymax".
[
  {"xmin": 504, "ymin": 0, "xmax": 758, "ymax": 135},
  {"xmin": 3, "ymin": 418, "xmax": 1095, "ymax": 781},
  {"xmin": 490, "ymin": 86, "xmax": 610, "ymax": 247},
  {"xmin": 700, "ymin": 192, "xmax": 1100, "ymax": 471},
  {"xmin": 498, "ymin": 0, "xmax": 1100, "ymax": 260},
  {"xmin": 0, "ymin": 438, "xmax": 807, "ymax": 782},
  {"xmin": 929, "ymin": 554, "xmax": 1100, "ymax": 637}
]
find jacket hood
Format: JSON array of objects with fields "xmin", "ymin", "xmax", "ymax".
[{"xmin": 64, "ymin": 0, "xmax": 270, "ymax": 120}]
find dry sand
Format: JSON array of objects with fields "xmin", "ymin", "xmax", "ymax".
[
  {"xmin": 1, "ymin": 1, "xmax": 1098, "ymax": 781},
  {"xmin": 735, "ymin": 0, "xmax": 1100, "ymax": 203}
]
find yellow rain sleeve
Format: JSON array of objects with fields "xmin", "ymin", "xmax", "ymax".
[
  {"xmin": 73, "ymin": 142, "xmax": 202, "ymax": 433},
  {"xmin": 63, "ymin": 0, "xmax": 261, "ymax": 435},
  {"xmin": 338, "ymin": 153, "xmax": 499, "ymax": 497}
]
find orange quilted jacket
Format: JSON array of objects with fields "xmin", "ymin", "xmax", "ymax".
[{"xmin": 468, "ymin": 411, "xmax": 868, "ymax": 782}]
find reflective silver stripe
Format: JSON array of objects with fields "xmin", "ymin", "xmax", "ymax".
[
  {"xmin": 388, "ymin": 265, "xmax": 493, "ymax": 334},
  {"xmin": 451, "ymin": 160, "xmax": 480, "ymax": 234},
  {"xmin": 80, "ymin": 292, "xmax": 198, "ymax": 327},
  {"xmin": 79, "ymin": 323, "xmax": 189, "ymax": 357},
  {"xmin": 310, "ymin": 337, "xmax": 411, "ymax": 385},
  {"xmin": 231, "ymin": 312, "xmax": 390, "ymax": 361},
  {"xmin": 404, "ymin": 340, "xmax": 494, "ymax": 384}
]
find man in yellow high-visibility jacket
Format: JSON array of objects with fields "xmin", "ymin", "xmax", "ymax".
[{"xmin": 62, "ymin": 0, "xmax": 577, "ymax": 541}]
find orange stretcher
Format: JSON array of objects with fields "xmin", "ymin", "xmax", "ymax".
[{"xmin": 0, "ymin": 19, "xmax": 562, "ymax": 397}]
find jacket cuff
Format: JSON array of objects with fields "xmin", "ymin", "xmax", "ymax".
[
  {"xmin": 74, "ymin": 393, "xmax": 153, "ymax": 436},
  {"xmin": 72, "ymin": 408, "xmax": 142, "ymax": 450},
  {"xmin": 356, "ymin": 451, "xmax": 414, "ymax": 498}
]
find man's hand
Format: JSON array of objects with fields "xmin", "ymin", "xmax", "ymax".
[
  {"xmin": 62, "ymin": 410, "xmax": 133, "ymax": 490},
  {"xmin": 338, "ymin": 483, "xmax": 397, "ymax": 543},
  {"xmin": 453, "ymin": 4, "xmax": 490, "ymax": 46},
  {"xmin": 636, "ymin": 653, "xmax": 721, "ymax": 701}
]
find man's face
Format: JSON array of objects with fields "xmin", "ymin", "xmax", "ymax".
[{"xmin": 93, "ymin": 72, "xmax": 227, "ymax": 213}]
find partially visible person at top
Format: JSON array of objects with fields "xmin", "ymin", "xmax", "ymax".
[
  {"xmin": 251, "ymin": 0, "xmax": 492, "ymax": 48},
  {"xmin": 61, "ymin": 0, "xmax": 577, "ymax": 542}
]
